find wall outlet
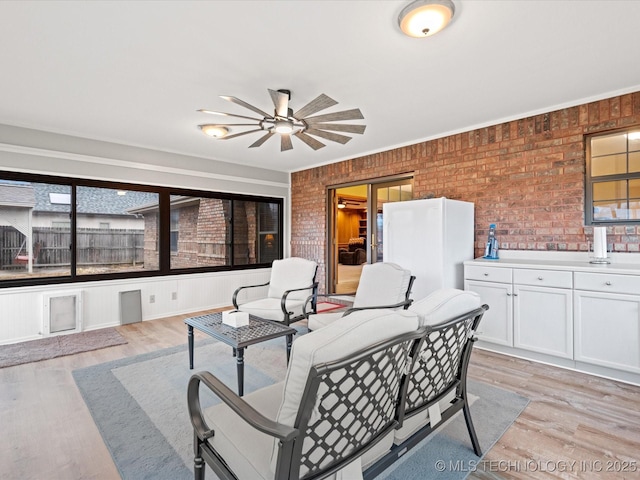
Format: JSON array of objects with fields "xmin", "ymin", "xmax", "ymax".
[
  {"xmin": 171, "ymin": 292, "xmax": 177, "ymax": 301},
  {"xmin": 149, "ymin": 294, "xmax": 155, "ymax": 304}
]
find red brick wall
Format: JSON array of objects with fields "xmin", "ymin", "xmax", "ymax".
[{"xmin": 291, "ymin": 92, "xmax": 640, "ymax": 289}]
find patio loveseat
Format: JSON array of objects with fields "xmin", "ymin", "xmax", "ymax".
[{"xmin": 188, "ymin": 289, "xmax": 487, "ymax": 480}]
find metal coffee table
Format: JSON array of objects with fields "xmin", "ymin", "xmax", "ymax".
[{"xmin": 185, "ymin": 312, "xmax": 297, "ymax": 396}]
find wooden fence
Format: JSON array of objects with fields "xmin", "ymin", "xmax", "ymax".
[{"xmin": 0, "ymin": 226, "xmax": 144, "ymax": 268}]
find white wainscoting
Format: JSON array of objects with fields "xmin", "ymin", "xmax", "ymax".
[{"xmin": 0, "ymin": 268, "xmax": 271, "ymax": 345}]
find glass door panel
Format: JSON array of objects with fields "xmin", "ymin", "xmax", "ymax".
[{"xmin": 370, "ymin": 180, "xmax": 413, "ymax": 263}]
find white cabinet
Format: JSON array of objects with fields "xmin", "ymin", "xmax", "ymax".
[
  {"xmin": 574, "ymin": 273, "xmax": 640, "ymax": 374},
  {"xmin": 464, "ymin": 265, "xmax": 513, "ymax": 346},
  {"xmin": 514, "ymin": 284, "xmax": 573, "ymax": 359},
  {"xmin": 512, "ymin": 268, "xmax": 573, "ymax": 359},
  {"xmin": 465, "ymin": 265, "xmax": 573, "ymax": 356}
]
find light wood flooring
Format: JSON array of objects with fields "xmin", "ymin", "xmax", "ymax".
[{"xmin": 1, "ymin": 310, "xmax": 639, "ymax": 480}]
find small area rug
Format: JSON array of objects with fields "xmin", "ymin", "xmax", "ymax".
[
  {"xmin": 315, "ymin": 301, "xmax": 347, "ymax": 313},
  {"xmin": 74, "ymin": 332, "xmax": 528, "ymax": 480},
  {"xmin": 0, "ymin": 328, "xmax": 127, "ymax": 368}
]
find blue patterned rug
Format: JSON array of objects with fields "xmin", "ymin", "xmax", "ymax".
[{"xmin": 73, "ymin": 333, "xmax": 528, "ymax": 479}]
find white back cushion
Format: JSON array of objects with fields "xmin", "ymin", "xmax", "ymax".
[
  {"xmin": 271, "ymin": 308, "xmax": 420, "ymax": 470},
  {"xmin": 353, "ymin": 262, "xmax": 412, "ymax": 308},
  {"xmin": 267, "ymin": 257, "xmax": 317, "ymax": 301},
  {"xmin": 408, "ymin": 288, "xmax": 481, "ymax": 326}
]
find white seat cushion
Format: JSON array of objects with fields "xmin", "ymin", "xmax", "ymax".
[
  {"xmin": 353, "ymin": 262, "xmax": 412, "ymax": 308},
  {"xmin": 307, "ymin": 311, "xmax": 342, "ymax": 330},
  {"xmin": 408, "ymin": 288, "xmax": 481, "ymax": 327},
  {"xmin": 238, "ymin": 297, "xmax": 306, "ymax": 322},
  {"xmin": 271, "ymin": 308, "xmax": 420, "ymax": 472},
  {"xmin": 267, "ymin": 257, "xmax": 317, "ymax": 301},
  {"xmin": 203, "ymin": 381, "xmax": 285, "ymax": 480}
]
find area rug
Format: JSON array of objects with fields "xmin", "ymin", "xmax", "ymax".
[
  {"xmin": 74, "ymin": 332, "xmax": 528, "ymax": 480},
  {"xmin": 0, "ymin": 328, "xmax": 127, "ymax": 368},
  {"xmin": 315, "ymin": 301, "xmax": 347, "ymax": 313}
]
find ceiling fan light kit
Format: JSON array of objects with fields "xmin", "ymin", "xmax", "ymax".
[
  {"xmin": 399, "ymin": 0, "xmax": 455, "ymax": 38},
  {"xmin": 198, "ymin": 124, "xmax": 229, "ymax": 138},
  {"xmin": 198, "ymin": 88, "xmax": 366, "ymax": 152}
]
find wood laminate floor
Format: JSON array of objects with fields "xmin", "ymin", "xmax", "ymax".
[{"xmin": 1, "ymin": 310, "xmax": 639, "ymax": 480}]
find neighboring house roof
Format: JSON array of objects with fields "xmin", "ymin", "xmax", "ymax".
[
  {"xmin": 0, "ymin": 181, "xmax": 36, "ymax": 208},
  {"xmin": 31, "ymin": 183, "xmax": 157, "ymax": 216}
]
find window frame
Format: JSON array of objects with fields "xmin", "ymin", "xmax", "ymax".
[
  {"xmin": 585, "ymin": 127, "xmax": 640, "ymax": 225},
  {"xmin": 0, "ymin": 171, "xmax": 283, "ymax": 288}
]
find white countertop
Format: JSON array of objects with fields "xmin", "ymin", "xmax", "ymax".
[{"xmin": 464, "ymin": 250, "xmax": 640, "ymax": 275}]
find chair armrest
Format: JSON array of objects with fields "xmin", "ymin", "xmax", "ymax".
[
  {"xmin": 281, "ymin": 282, "xmax": 318, "ymax": 316},
  {"xmin": 343, "ymin": 298, "xmax": 413, "ymax": 317},
  {"xmin": 188, "ymin": 371, "xmax": 298, "ymax": 443},
  {"xmin": 232, "ymin": 281, "xmax": 270, "ymax": 309}
]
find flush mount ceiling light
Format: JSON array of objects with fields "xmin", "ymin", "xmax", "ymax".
[
  {"xmin": 198, "ymin": 124, "xmax": 229, "ymax": 138},
  {"xmin": 198, "ymin": 88, "xmax": 366, "ymax": 152},
  {"xmin": 398, "ymin": 0, "xmax": 455, "ymax": 38}
]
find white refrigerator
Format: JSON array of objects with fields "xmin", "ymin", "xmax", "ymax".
[{"xmin": 383, "ymin": 197, "xmax": 474, "ymax": 301}]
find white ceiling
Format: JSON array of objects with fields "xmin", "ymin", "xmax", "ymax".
[{"xmin": 1, "ymin": 0, "xmax": 640, "ymax": 174}]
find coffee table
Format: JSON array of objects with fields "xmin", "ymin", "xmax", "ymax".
[{"xmin": 185, "ymin": 312, "xmax": 297, "ymax": 396}]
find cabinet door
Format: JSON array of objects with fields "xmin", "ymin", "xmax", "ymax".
[
  {"xmin": 465, "ymin": 280, "xmax": 513, "ymax": 346},
  {"xmin": 574, "ymin": 290, "xmax": 640, "ymax": 374},
  {"xmin": 514, "ymin": 285, "xmax": 573, "ymax": 358}
]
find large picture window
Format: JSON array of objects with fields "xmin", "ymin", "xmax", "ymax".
[
  {"xmin": 586, "ymin": 128, "xmax": 640, "ymax": 224},
  {"xmin": 0, "ymin": 173, "xmax": 283, "ymax": 287}
]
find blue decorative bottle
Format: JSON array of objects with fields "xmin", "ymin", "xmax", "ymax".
[{"xmin": 483, "ymin": 224, "xmax": 499, "ymax": 260}]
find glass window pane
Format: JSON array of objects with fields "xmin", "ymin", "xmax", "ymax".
[
  {"xmin": 629, "ymin": 131, "xmax": 640, "ymax": 153},
  {"xmin": 629, "ymin": 200, "xmax": 640, "ymax": 220},
  {"xmin": 630, "ymin": 179, "xmax": 640, "ymax": 199},
  {"xmin": 593, "ymin": 181, "xmax": 626, "ymax": 201},
  {"xmin": 629, "ymin": 151, "xmax": 640, "ymax": 173},
  {"xmin": 233, "ymin": 201, "xmax": 281, "ymax": 265},
  {"xmin": 593, "ymin": 201, "xmax": 628, "ymax": 220},
  {"xmin": 591, "ymin": 132, "xmax": 626, "ymax": 157},
  {"xmin": 591, "ymin": 153, "xmax": 627, "ymax": 177},
  {"xmin": 170, "ymin": 195, "xmax": 231, "ymax": 269},
  {"xmin": 0, "ymin": 180, "xmax": 71, "ymax": 280},
  {"xmin": 76, "ymin": 186, "xmax": 158, "ymax": 275}
]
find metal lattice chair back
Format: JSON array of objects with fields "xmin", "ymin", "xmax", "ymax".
[
  {"xmin": 405, "ymin": 310, "xmax": 480, "ymax": 414},
  {"xmin": 291, "ymin": 334, "xmax": 419, "ymax": 480}
]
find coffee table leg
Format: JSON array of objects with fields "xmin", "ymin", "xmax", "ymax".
[
  {"xmin": 237, "ymin": 347, "xmax": 244, "ymax": 397},
  {"xmin": 188, "ymin": 325, "xmax": 194, "ymax": 370},
  {"xmin": 286, "ymin": 334, "xmax": 293, "ymax": 364}
]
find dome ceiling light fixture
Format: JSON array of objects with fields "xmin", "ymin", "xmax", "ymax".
[
  {"xmin": 197, "ymin": 88, "xmax": 366, "ymax": 152},
  {"xmin": 198, "ymin": 125, "xmax": 229, "ymax": 138},
  {"xmin": 398, "ymin": 0, "xmax": 456, "ymax": 38}
]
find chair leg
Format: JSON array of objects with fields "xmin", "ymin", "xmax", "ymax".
[
  {"xmin": 194, "ymin": 432, "xmax": 206, "ymax": 480},
  {"xmin": 462, "ymin": 399, "xmax": 482, "ymax": 456}
]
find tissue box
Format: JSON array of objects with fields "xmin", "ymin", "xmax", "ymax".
[{"xmin": 222, "ymin": 310, "xmax": 249, "ymax": 328}]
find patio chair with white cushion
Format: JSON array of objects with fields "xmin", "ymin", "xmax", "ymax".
[
  {"xmin": 305, "ymin": 262, "xmax": 414, "ymax": 331},
  {"xmin": 232, "ymin": 257, "xmax": 318, "ymax": 325}
]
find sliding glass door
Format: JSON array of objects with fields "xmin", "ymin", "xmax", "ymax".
[{"xmin": 328, "ymin": 175, "xmax": 413, "ymax": 293}]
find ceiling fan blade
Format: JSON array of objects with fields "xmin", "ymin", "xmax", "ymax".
[
  {"xmin": 219, "ymin": 129, "xmax": 263, "ymax": 140},
  {"xmin": 312, "ymin": 123, "xmax": 366, "ymax": 134},
  {"xmin": 294, "ymin": 131, "xmax": 326, "ymax": 150},
  {"xmin": 293, "ymin": 94, "xmax": 338, "ymax": 119},
  {"xmin": 268, "ymin": 89, "xmax": 289, "ymax": 117},
  {"xmin": 280, "ymin": 134, "xmax": 293, "ymax": 151},
  {"xmin": 198, "ymin": 109, "xmax": 264, "ymax": 122},
  {"xmin": 305, "ymin": 128, "xmax": 352, "ymax": 145},
  {"xmin": 219, "ymin": 95, "xmax": 272, "ymax": 118},
  {"xmin": 199, "ymin": 123, "xmax": 261, "ymax": 127},
  {"xmin": 304, "ymin": 108, "xmax": 364, "ymax": 124},
  {"xmin": 249, "ymin": 131, "xmax": 275, "ymax": 148}
]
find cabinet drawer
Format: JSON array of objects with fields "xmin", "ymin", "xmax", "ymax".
[
  {"xmin": 465, "ymin": 265, "xmax": 512, "ymax": 283},
  {"xmin": 513, "ymin": 268, "xmax": 572, "ymax": 289},
  {"xmin": 574, "ymin": 272, "xmax": 640, "ymax": 295}
]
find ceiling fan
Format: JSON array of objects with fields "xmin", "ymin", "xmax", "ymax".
[{"xmin": 198, "ymin": 89, "xmax": 366, "ymax": 152}]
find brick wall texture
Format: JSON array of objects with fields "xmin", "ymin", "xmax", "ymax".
[{"xmin": 291, "ymin": 91, "xmax": 640, "ymax": 290}]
